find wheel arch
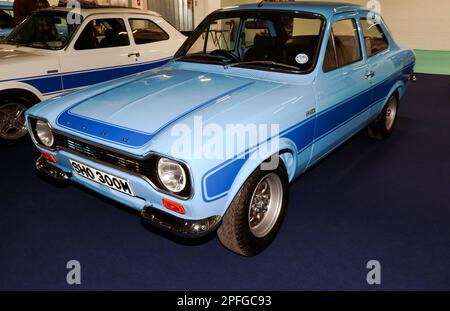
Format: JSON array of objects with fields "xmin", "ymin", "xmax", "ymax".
[
  {"xmin": 0, "ymin": 83, "xmax": 44, "ymax": 104},
  {"xmin": 387, "ymin": 80, "xmax": 405, "ymax": 104},
  {"xmin": 221, "ymin": 138, "xmax": 296, "ymax": 215}
]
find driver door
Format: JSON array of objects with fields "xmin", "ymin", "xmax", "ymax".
[
  {"xmin": 309, "ymin": 15, "xmax": 370, "ymax": 166},
  {"xmin": 60, "ymin": 14, "xmax": 135, "ymax": 93}
]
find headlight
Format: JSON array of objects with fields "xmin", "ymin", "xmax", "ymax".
[
  {"xmin": 157, "ymin": 157, "xmax": 187, "ymax": 193},
  {"xmin": 35, "ymin": 120, "xmax": 54, "ymax": 147}
]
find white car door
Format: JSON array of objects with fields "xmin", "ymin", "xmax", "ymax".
[
  {"xmin": 59, "ymin": 14, "xmax": 136, "ymax": 93},
  {"xmin": 126, "ymin": 13, "xmax": 186, "ymax": 66}
]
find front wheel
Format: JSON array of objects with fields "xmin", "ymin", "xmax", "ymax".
[
  {"xmin": 367, "ymin": 94, "xmax": 399, "ymax": 140},
  {"xmin": 0, "ymin": 96, "xmax": 34, "ymax": 145},
  {"xmin": 217, "ymin": 161, "xmax": 289, "ymax": 256}
]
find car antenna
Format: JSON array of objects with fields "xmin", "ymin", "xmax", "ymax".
[{"xmin": 258, "ymin": 1, "xmax": 264, "ymax": 7}]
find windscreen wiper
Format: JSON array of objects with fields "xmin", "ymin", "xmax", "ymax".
[
  {"xmin": 6, "ymin": 39, "xmax": 24, "ymax": 47},
  {"xmin": 31, "ymin": 41, "xmax": 53, "ymax": 48},
  {"xmin": 173, "ymin": 52, "xmax": 231, "ymax": 64},
  {"xmin": 226, "ymin": 60, "xmax": 301, "ymax": 71}
]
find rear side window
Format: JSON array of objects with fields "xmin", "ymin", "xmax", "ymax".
[
  {"xmin": 360, "ymin": 18, "xmax": 389, "ymax": 57},
  {"xmin": 74, "ymin": 18, "xmax": 130, "ymax": 50},
  {"xmin": 323, "ymin": 18, "xmax": 362, "ymax": 72},
  {"xmin": 128, "ymin": 19, "xmax": 169, "ymax": 44}
]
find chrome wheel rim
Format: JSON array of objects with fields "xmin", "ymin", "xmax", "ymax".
[
  {"xmin": 0, "ymin": 103, "xmax": 28, "ymax": 141},
  {"xmin": 248, "ymin": 173, "xmax": 283, "ymax": 238},
  {"xmin": 385, "ymin": 97, "xmax": 397, "ymax": 131}
]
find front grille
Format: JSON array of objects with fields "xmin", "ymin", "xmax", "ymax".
[
  {"xmin": 51, "ymin": 131, "xmax": 192, "ymax": 199},
  {"xmin": 53, "ymin": 132, "xmax": 155, "ymax": 176}
]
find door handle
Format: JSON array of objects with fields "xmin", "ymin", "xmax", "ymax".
[
  {"xmin": 128, "ymin": 52, "xmax": 140, "ymax": 58},
  {"xmin": 364, "ymin": 71, "xmax": 375, "ymax": 79}
]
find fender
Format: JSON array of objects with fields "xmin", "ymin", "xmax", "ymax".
[
  {"xmin": 371, "ymin": 67, "xmax": 409, "ymax": 118},
  {"xmin": 380, "ymin": 79, "xmax": 405, "ymax": 114},
  {"xmin": 389, "ymin": 49, "xmax": 416, "ymax": 102},
  {"xmin": 388, "ymin": 80, "xmax": 405, "ymax": 101},
  {"xmin": 221, "ymin": 138, "xmax": 297, "ymax": 215}
]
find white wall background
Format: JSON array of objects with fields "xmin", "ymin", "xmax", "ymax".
[
  {"xmin": 221, "ymin": 0, "xmax": 450, "ymax": 51},
  {"xmin": 54, "ymin": 0, "xmax": 449, "ymax": 50},
  {"xmin": 193, "ymin": 0, "xmax": 221, "ymax": 27}
]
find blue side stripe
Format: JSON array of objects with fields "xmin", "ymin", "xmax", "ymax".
[
  {"xmin": 22, "ymin": 75, "xmax": 63, "ymax": 94},
  {"xmin": 203, "ymin": 157, "xmax": 249, "ymax": 201},
  {"xmin": 202, "ymin": 63, "xmax": 414, "ymax": 202},
  {"xmin": 203, "ymin": 98, "xmax": 380, "ymax": 202},
  {"xmin": 202, "ymin": 94, "xmax": 377, "ymax": 202}
]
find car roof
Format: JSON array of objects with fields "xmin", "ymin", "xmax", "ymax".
[
  {"xmin": 220, "ymin": 1, "xmax": 367, "ymax": 17},
  {"xmin": 38, "ymin": 5, "xmax": 161, "ymax": 18}
]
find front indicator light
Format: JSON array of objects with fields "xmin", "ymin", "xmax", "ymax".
[
  {"xmin": 41, "ymin": 151, "xmax": 57, "ymax": 163},
  {"xmin": 162, "ymin": 198, "xmax": 185, "ymax": 214}
]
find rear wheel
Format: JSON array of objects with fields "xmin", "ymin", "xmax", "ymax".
[
  {"xmin": 367, "ymin": 94, "xmax": 399, "ymax": 140},
  {"xmin": 217, "ymin": 161, "xmax": 288, "ymax": 256},
  {"xmin": 0, "ymin": 96, "xmax": 35, "ymax": 145}
]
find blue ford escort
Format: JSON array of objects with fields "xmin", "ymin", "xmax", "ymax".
[{"xmin": 25, "ymin": 2, "xmax": 415, "ymax": 256}]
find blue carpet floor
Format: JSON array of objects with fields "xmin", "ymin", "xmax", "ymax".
[{"xmin": 0, "ymin": 73, "xmax": 449, "ymax": 290}]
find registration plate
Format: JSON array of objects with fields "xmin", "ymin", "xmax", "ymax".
[{"xmin": 70, "ymin": 160, "xmax": 135, "ymax": 196}]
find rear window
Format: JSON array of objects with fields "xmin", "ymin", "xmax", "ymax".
[
  {"xmin": 360, "ymin": 18, "xmax": 389, "ymax": 57},
  {"xmin": 129, "ymin": 19, "xmax": 169, "ymax": 45}
]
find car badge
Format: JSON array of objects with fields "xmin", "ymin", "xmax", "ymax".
[{"xmin": 306, "ymin": 108, "xmax": 316, "ymax": 117}]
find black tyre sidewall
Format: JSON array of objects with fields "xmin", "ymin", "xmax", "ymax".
[
  {"xmin": 368, "ymin": 95, "xmax": 399, "ymax": 140},
  {"xmin": 233, "ymin": 162, "xmax": 289, "ymax": 256},
  {"xmin": 381, "ymin": 95, "xmax": 399, "ymax": 137},
  {"xmin": 0, "ymin": 95, "xmax": 34, "ymax": 145}
]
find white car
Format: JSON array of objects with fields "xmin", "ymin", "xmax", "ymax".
[{"xmin": 0, "ymin": 6, "xmax": 186, "ymax": 143}]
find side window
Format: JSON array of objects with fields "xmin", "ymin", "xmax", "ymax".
[
  {"xmin": 360, "ymin": 18, "xmax": 389, "ymax": 57},
  {"xmin": 331, "ymin": 19, "xmax": 361, "ymax": 67},
  {"xmin": 323, "ymin": 35, "xmax": 338, "ymax": 72},
  {"xmin": 0, "ymin": 10, "xmax": 14, "ymax": 28},
  {"xmin": 74, "ymin": 18, "xmax": 130, "ymax": 50},
  {"xmin": 129, "ymin": 19, "xmax": 169, "ymax": 44},
  {"xmin": 323, "ymin": 18, "xmax": 361, "ymax": 72}
]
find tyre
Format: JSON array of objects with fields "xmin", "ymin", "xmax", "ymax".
[
  {"xmin": 0, "ymin": 95, "xmax": 36, "ymax": 145},
  {"xmin": 217, "ymin": 161, "xmax": 289, "ymax": 256},
  {"xmin": 367, "ymin": 94, "xmax": 399, "ymax": 140}
]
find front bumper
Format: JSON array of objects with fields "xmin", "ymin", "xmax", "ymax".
[
  {"xmin": 36, "ymin": 155, "xmax": 71, "ymax": 182},
  {"xmin": 141, "ymin": 206, "xmax": 221, "ymax": 237},
  {"xmin": 35, "ymin": 156, "xmax": 222, "ymax": 237}
]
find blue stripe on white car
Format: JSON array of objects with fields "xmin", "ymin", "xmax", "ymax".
[{"xmin": 1, "ymin": 58, "xmax": 171, "ymax": 95}]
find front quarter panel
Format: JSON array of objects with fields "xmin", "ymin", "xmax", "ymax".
[{"xmin": 157, "ymin": 82, "xmax": 318, "ymax": 218}]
